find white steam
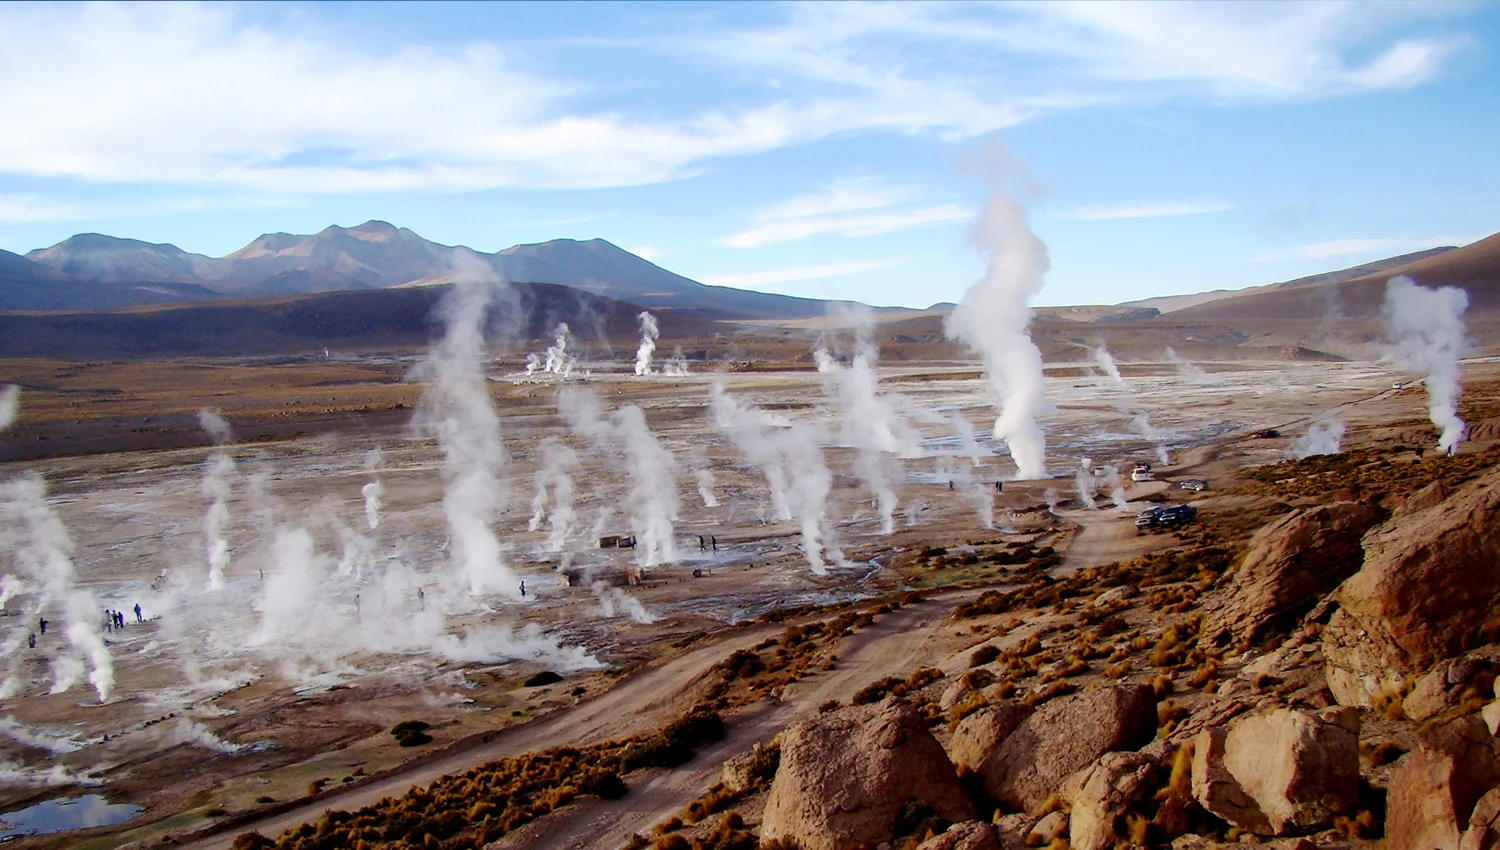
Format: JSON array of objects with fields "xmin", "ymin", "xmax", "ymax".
[
  {"xmin": 0, "ymin": 385, "xmax": 18, "ymax": 430},
  {"xmin": 414, "ymin": 280, "xmax": 517, "ymax": 597},
  {"xmin": 695, "ymin": 468, "xmax": 720, "ymax": 508},
  {"xmin": 198, "ymin": 410, "xmax": 236, "ymax": 590},
  {"xmin": 558, "ymin": 389, "xmax": 681, "ymax": 567},
  {"xmin": 0, "ymin": 474, "xmax": 114, "ymax": 702},
  {"xmin": 361, "ymin": 448, "xmax": 384, "ymax": 530},
  {"xmin": 528, "ymin": 438, "xmax": 579, "ymax": 552},
  {"xmin": 710, "ymin": 382, "xmax": 845, "ymax": 575},
  {"xmin": 1383, "ymin": 276, "xmax": 1469, "ymax": 453},
  {"xmin": 813, "ymin": 319, "xmax": 920, "ymax": 535},
  {"xmin": 634, "ymin": 311, "xmax": 660, "ymax": 376},
  {"xmin": 592, "ymin": 582, "xmax": 659, "ymax": 624},
  {"xmin": 1074, "ymin": 458, "xmax": 1096, "ymax": 510},
  {"xmin": 1291, "ymin": 420, "xmax": 1346, "ymax": 459},
  {"xmin": 945, "ymin": 159, "xmax": 1053, "ymax": 479}
]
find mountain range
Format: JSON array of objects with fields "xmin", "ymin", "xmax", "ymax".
[{"xmin": 9, "ymin": 221, "xmax": 860, "ymax": 321}]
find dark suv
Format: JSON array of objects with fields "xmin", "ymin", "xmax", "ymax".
[{"xmin": 1136, "ymin": 504, "xmax": 1197, "ymax": 532}]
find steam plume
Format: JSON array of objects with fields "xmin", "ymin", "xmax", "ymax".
[
  {"xmin": 0, "ymin": 474, "xmax": 114, "ymax": 702},
  {"xmin": 634, "ymin": 312, "xmax": 660, "ymax": 376},
  {"xmin": 1074, "ymin": 458, "xmax": 1096, "ymax": 509},
  {"xmin": 710, "ymin": 382, "xmax": 844, "ymax": 574},
  {"xmin": 695, "ymin": 468, "xmax": 720, "ymax": 508},
  {"xmin": 945, "ymin": 155, "xmax": 1053, "ymax": 479},
  {"xmin": 0, "ymin": 385, "xmax": 17, "ymax": 430},
  {"xmin": 415, "ymin": 280, "xmax": 518, "ymax": 596},
  {"xmin": 197, "ymin": 410, "xmax": 235, "ymax": 590},
  {"xmin": 1292, "ymin": 420, "xmax": 1346, "ymax": 459},
  {"xmin": 361, "ymin": 448, "xmax": 383, "ymax": 530},
  {"xmin": 1383, "ymin": 276, "xmax": 1469, "ymax": 453},
  {"xmin": 558, "ymin": 389, "xmax": 680, "ymax": 566},
  {"xmin": 528, "ymin": 438, "xmax": 579, "ymax": 552}
]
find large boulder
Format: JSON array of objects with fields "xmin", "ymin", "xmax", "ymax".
[
  {"xmin": 760, "ymin": 698, "xmax": 977, "ymax": 850},
  {"xmin": 980, "ymin": 684, "xmax": 1156, "ymax": 814},
  {"xmin": 946, "ymin": 701, "xmax": 1033, "ymax": 776},
  {"xmin": 1462, "ymin": 788, "xmax": 1500, "ymax": 850},
  {"xmin": 1324, "ymin": 467, "xmax": 1500, "ymax": 706},
  {"xmin": 1404, "ymin": 656, "xmax": 1499, "ymax": 722},
  {"xmin": 1065, "ymin": 751, "xmax": 1159, "ymax": 850},
  {"xmin": 1199, "ymin": 502, "xmax": 1381, "ymax": 648},
  {"xmin": 1190, "ymin": 707, "xmax": 1360, "ymax": 835},
  {"xmin": 1387, "ymin": 715, "xmax": 1500, "ymax": 850}
]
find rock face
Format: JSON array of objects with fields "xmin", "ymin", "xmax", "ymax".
[
  {"xmin": 1199, "ymin": 502, "xmax": 1381, "ymax": 648},
  {"xmin": 915, "ymin": 821, "xmax": 1002, "ymax": 850},
  {"xmin": 1065, "ymin": 751, "xmax": 1159, "ymax": 850},
  {"xmin": 979, "ymin": 684, "xmax": 1156, "ymax": 814},
  {"xmin": 1462, "ymin": 788, "xmax": 1500, "ymax": 850},
  {"xmin": 1324, "ymin": 467, "xmax": 1500, "ymax": 706},
  {"xmin": 1387, "ymin": 715, "xmax": 1500, "ymax": 850},
  {"xmin": 1190, "ymin": 707, "xmax": 1360, "ymax": 835},
  {"xmin": 1403, "ymin": 656, "xmax": 1499, "ymax": 722},
  {"xmin": 760, "ymin": 699, "xmax": 977, "ymax": 850},
  {"xmin": 947, "ymin": 702, "xmax": 1033, "ymax": 775}
]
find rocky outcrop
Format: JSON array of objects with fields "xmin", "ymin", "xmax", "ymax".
[
  {"xmin": 992, "ymin": 815, "xmax": 1040, "ymax": 850},
  {"xmin": 1190, "ymin": 707, "xmax": 1360, "ymax": 835},
  {"xmin": 1387, "ymin": 715, "xmax": 1500, "ymax": 850},
  {"xmin": 1403, "ymin": 656, "xmax": 1499, "ymax": 722},
  {"xmin": 1199, "ymin": 501, "xmax": 1381, "ymax": 648},
  {"xmin": 760, "ymin": 699, "xmax": 976, "ymax": 850},
  {"xmin": 946, "ymin": 701, "xmax": 1033, "ymax": 776},
  {"xmin": 1462, "ymin": 788, "xmax": 1500, "ymax": 850},
  {"xmin": 915, "ymin": 821, "xmax": 1002, "ymax": 850},
  {"xmin": 1064, "ymin": 751, "xmax": 1159, "ymax": 850},
  {"xmin": 1027, "ymin": 812, "xmax": 1069, "ymax": 845},
  {"xmin": 1324, "ymin": 466, "xmax": 1500, "ymax": 706},
  {"xmin": 979, "ymin": 684, "xmax": 1156, "ymax": 814}
]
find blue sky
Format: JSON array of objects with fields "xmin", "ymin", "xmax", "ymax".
[{"xmin": 0, "ymin": 1, "xmax": 1496, "ymax": 308}]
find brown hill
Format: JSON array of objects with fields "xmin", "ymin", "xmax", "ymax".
[
  {"xmin": 1169, "ymin": 232, "xmax": 1500, "ymax": 322},
  {"xmin": 0, "ymin": 282, "xmax": 723, "ymax": 360}
]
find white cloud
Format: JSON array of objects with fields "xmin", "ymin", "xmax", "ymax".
[
  {"xmin": 0, "ymin": 2, "xmax": 1470, "ymax": 197},
  {"xmin": 701, "ymin": 259, "xmax": 901, "ymax": 289},
  {"xmin": 724, "ymin": 178, "xmax": 971, "ymax": 248},
  {"xmin": 1054, "ymin": 199, "xmax": 1235, "ymax": 221},
  {"xmin": 0, "ymin": 194, "xmax": 83, "ymax": 225},
  {"xmin": 1253, "ymin": 233, "xmax": 1481, "ymax": 262}
]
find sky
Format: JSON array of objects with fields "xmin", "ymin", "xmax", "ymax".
[{"xmin": 0, "ymin": 0, "xmax": 1497, "ymax": 308}]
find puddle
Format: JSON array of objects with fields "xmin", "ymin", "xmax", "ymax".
[{"xmin": 0, "ymin": 794, "xmax": 141, "ymax": 837}]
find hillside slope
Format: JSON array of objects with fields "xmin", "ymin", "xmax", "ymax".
[{"xmin": 0, "ymin": 282, "xmax": 723, "ymax": 360}]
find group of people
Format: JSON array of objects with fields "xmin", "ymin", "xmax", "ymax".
[{"xmin": 101, "ymin": 603, "xmax": 144, "ymax": 634}]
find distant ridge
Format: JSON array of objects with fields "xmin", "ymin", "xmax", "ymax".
[{"xmin": 21, "ymin": 222, "xmax": 882, "ymax": 321}]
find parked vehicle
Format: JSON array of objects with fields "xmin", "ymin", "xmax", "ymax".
[
  {"xmin": 1249, "ymin": 429, "xmax": 1281, "ymax": 439},
  {"xmin": 1178, "ymin": 479, "xmax": 1208, "ymax": 492},
  {"xmin": 1136, "ymin": 504, "xmax": 1197, "ymax": 532}
]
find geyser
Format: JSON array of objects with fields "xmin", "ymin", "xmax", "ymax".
[
  {"xmin": 1383, "ymin": 276, "xmax": 1469, "ymax": 453},
  {"xmin": 945, "ymin": 154, "xmax": 1053, "ymax": 479}
]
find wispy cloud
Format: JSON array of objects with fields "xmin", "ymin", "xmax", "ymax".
[
  {"xmin": 701, "ymin": 258, "xmax": 901, "ymax": 289},
  {"xmin": 724, "ymin": 178, "xmax": 971, "ymax": 248},
  {"xmin": 1054, "ymin": 199, "xmax": 1235, "ymax": 221},
  {"xmin": 0, "ymin": 2, "xmax": 1471, "ymax": 195},
  {"xmin": 0, "ymin": 194, "xmax": 83, "ymax": 225},
  {"xmin": 1253, "ymin": 233, "xmax": 1481, "ymax": 262},
  {"xmin": 625, "ymin": 245, "xmax": 662, "ymax": 263},
  {"xmin": 494, "ymin": 212, "xmax": 617, "ymax": 229}
]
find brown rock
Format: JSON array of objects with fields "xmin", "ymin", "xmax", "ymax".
[
  {"xmin": 941, "ymin": 670, "xmax": 996, "ymax": 711},
  {"xmin": 761, "ymin": 699, "xmax": 977, "ymax": 850},
  {"xmin": 915, "ymin": 821, "xmax": 1001, "ymax": 850},
  {"xmin": 1462, "ymin": 788, "xmax": 1500, "ymax": 850},
  {"xmin": 1094, "ymin": 585, "xmax": 1138, "ymax": 607},
  {"xmin": 984, "ymin": 684, "xmax": 1156, "ymax": 814},
  {"xmin": 1027, "ymin": 811, "xmax": 1068, "ymax": 845},
  {"xmin": 1484, "ymin": 700, "xmax": 1500, "ymax": 737},
  {"xmin": 1324, "ymin": 467, "xmax": 1500, "ymax": 706},
  {"xmin": 946, "ymin": 701, "xmax": 1033, "ymax": 776},
  {"xmin": 1387, "ymin": 715, "xmax": 1500, "ymax": 850},
  {"xmin": 720, "ymin": 743, "xmax": 775, "ymax": 794},
  {"xmin": 1190, "ymin": 707, "xmax": 1359, "ymax": 835},
  {"xmin": 1065, "ymin": 751, "xmax": 1159, "ymax": 850},
  {"xmin": 1199, "ymin": 502, "xmax": 1382, "ymax": 649},
  {"xmin": 1404, "ymin": 657, "xmax": 1500, "ymax": 722},
  {"xmin": 1396, "ymin": 478, "xmax": 1451, "ymax": 517},
  {"xmin": 992, "ymin": 814, "xmax": 1039, "ymax": 850}
]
